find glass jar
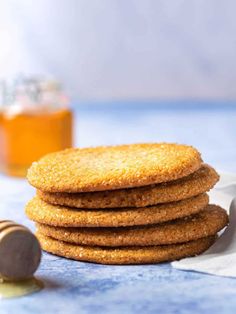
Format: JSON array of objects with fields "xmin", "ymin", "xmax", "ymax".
[{"xmin": 0, "ymin": 77, "xmax": 73, "ymax": 177}]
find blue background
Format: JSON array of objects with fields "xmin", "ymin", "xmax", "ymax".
[{"xmin": 1, "ymin": 0, "xmax": 236, "ymax": 102}]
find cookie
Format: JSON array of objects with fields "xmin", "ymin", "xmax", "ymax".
[
  {"xmin": 26, "ymin": 193, "xmax": 209, "ymax": 228},
  {"xmin": 37, "ymin": 164, "xmax": 218, "ymax": 208},
  {"xmin": 36, "ymin": 233, "xmax": 216, "ymax": 264},
  {"xmin": 27, "ymin": 143, "xmax": 202, "ymax": 193},
  {"xmin": 36, "ymin": 205, "xmax": 228, "ymax": 247}
]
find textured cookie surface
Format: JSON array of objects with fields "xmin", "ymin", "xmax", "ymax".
[
  {"xmin": 27, "ymin": 143, "xmax": 202, "ymax": 193},
  {"xmin": 36, "ymin": 205, "xmax": 228, "ymax": 247},
  {"xmin": 26, "ymin": 193, "xmax": 209, "ymax": 228},
  {"xmin": 36, "ymin": 233, "xmax": 216, "ymax": 265},
  {"xmin": 38, "ymin": 164, "xmax": 218, "ymax": 208}
]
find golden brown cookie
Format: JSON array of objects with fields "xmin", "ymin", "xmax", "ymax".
[
  {"xmin": 36, "ymin": 205, "xmax": 228, "ymax": 247},
  {"xmin": 36, "ymin": 233, "xmax": 216, "ymax": 264},
  {"xmin": 26, "ymin": 193, "xmax": 209, "ymax": 228},
  {"xmin": 37, "ymin": 164, "xmax": 218, "ymax": 208},
  {"xmin": 27, "ymin": 143, "xmax": 202, "ymax": 193}
]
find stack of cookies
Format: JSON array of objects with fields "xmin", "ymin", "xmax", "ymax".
[{"xmin": 25, "ymin": 143, "xmax": 228, "ymax": 265}]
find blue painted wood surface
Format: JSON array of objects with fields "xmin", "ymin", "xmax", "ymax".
[{"xmin": 1, "ymin": 102, "xmax": 236, "ymax": 314}]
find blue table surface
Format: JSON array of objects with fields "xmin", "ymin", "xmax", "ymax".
[{"xmin": 1, "ymin": 102, "xmax": 236, "ymax": 314}]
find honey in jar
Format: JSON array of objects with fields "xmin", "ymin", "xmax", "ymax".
[{"xmin": 0, "ymin": 78, "xmax": 73, "ymax": 177}]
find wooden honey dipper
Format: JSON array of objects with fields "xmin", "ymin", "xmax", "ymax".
[{"xmin": 0, "ymin": 220, "xmax": 41, "ymax": 281}]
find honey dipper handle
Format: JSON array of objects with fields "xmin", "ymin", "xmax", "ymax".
[{"xmin": 0, "ymin": 221, "xmax": 41, "ymax": 281}]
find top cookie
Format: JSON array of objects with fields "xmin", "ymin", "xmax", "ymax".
[{"xmin": 27, "ymin": 143, "xmax": 202, "ymax": 193}]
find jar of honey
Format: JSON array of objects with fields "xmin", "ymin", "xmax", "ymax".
[{"xmin": 0, "ymin": 77, "xmax": 73, "ymax": 177}]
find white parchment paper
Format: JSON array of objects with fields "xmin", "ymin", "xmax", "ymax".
[{"xmin": 172, "ymin": 173, "xmax": 236, "ymax": 277}]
